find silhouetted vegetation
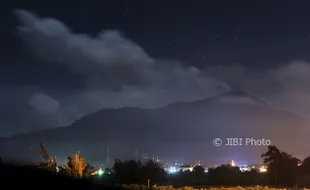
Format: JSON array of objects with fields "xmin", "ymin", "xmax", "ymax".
[
  {"xmin": 60, "ymin": 151, "xmax": 96, "ymax": 178},
  {"xmin": 31, "ymin": 142, "xmax": 97, "ymax": 179},
  {"xmin": 109, "ymin": 145, "xmax": 310, "ymax": 187},
  {"xmin": 3, "ymin": 143, "xmax": 310, "ymax": 189},
  {"xmin": 31, "ymin": 142, "xmax": 58, "ymax": 173},
  {"xmin": 113, "ymin": 159, "xmax": 166, "ymax": 184},
  {"xmin": 261, "ymin": 145, "xmax": 300, "ymax": 186},
  {"xmin": 0, "ymin": 164, "xmax": 103, "ymax": 190}
]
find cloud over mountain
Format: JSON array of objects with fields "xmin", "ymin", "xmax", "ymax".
[
  {"xmin": 9, "ymin": 9, "xmax": 232, "ymax": 135},
  {"xmin": 0, "ymin": 9, "xmax": 308, "ymax": 137},
  {"xmin": 29, "ymin": 93, "xmax": 60, "ymax": 115}
]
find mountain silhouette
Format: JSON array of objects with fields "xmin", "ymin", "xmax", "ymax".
[{"xmin": 1, "ymin": 90, "xmax": 309, "ymax": 166}]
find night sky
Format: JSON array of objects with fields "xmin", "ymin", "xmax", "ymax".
[{"xmin": 1, "ymin": 0, "xmax": 310, "ymax": 137}]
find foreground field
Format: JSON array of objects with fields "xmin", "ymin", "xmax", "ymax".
[
  {"xmin": 118, "ymin": 184, "xmax": 310, "ymax": 190},
  {"xmin": 2, "ymin": 164, "xmax": 309, "ymax": 190}
]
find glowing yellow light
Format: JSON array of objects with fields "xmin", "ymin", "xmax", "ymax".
[{"xmin": 259, "ymin": 166, "xmax": 267, "ymax": 172}]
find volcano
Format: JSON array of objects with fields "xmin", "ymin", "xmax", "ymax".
[{"xmin": 1, "ymin": 90, "xmax": 309, "ymax": 166}]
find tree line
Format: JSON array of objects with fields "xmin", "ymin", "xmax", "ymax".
[
  {"xmin": 17, "ymin": 143, "xmax": 310, "ymax": 187},
  {"xmin": 107, "ymin": 145, "xmax": 310, "ymax": 187}
]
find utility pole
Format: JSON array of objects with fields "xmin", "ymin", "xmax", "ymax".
[
  {"xmin": 135, "ymin": 148, "xmax": 139, "ymax": 160},
  {"xmin": 147, "ymin": 179, "xmax": 150, "ymax": 189},
  {"xmin": 106, "ymin": 147, "xmax": 110, "ymax": 166}
]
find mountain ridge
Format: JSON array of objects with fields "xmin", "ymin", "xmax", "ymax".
[
  {"xmin": 0, "ymin": 90, "xmax": 309, "ymax": 164},
  {"xmin": 1, "ymin": 90, "xmax": 307, "ymax": 140}
]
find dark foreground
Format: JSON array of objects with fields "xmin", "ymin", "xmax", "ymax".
[
  {"xmin": 1, "ymin": 163, "xmax": 308, "ymax": 190},
  {"xmin": 0, "ymin": 164, "xmax": 114, "ymax": 190}
]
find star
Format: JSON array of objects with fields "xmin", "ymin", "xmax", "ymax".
[
  {"xmin": 168, "ymin": 42, "xmax": 172, "ymax": 45},
  {"xmin": 124, "ymin": 7, "xmax": 129, "ymax": 14},
  {"xmin": 203, "ymin": 56, "xmax": 207, "ymax": 60}
]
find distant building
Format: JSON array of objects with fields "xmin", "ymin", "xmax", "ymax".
[
  {"xmin": 179, "ymin": 165, "xmax": 193, "ymax": 172},
  {"xmin": 165, "ymin": 166, "xmax": 178, "ymax": 174},
  {"xmin": 239, "ymin": 165, "xmax": 250, "ymax": 172},
  {"xmin": 204, "ymin": 167, "xmax": 208, "ymax": 173}
]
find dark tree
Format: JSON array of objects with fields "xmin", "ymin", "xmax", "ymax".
[
  {"xmin": 301, "ymin": 157, "xmax": 310, "ymax": 175},
  {"xmin": 113, "ymin": 159, "xmax": 143, "ymax": 184},
  {"xmin": 207, "ymin": 164, "xmax": 240, "ymax": 185},
  {"xmin": 112, "ymin": 159, "xmax": 166, "ymax": 184},
  {"xmin": 192, "ymin": 165, "xmax": 205, "ymax": 177},
  {"xmin": 261, "ymin": 145, "xmax": 299, "ymax": 186},
  {"xmin": 142, "ymin": 160, "xmax": 166, "ymax": 183}
]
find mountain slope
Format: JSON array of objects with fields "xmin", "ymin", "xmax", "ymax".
[{"xmin": 1, "ymin": 90, "xmax": 309, "ymax": 165}]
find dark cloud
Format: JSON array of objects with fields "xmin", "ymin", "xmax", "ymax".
[
  {"xmin": 271, "ymin": 60, "xmax": 310, "ymax": 93},
  {"xmin": 2, "ymin": 9, "xmax": 309, "ymax": 137},
  {"xmin": 267, "ymin": 61, "xmax": 310, "ymax": 117},
  {"xmin": 14, "ymin": 10, "xmax": 229, "ymax": 90},
  {"xmin": 1, "ymin": 9, "xmax": 233, "ymax": 137}
]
